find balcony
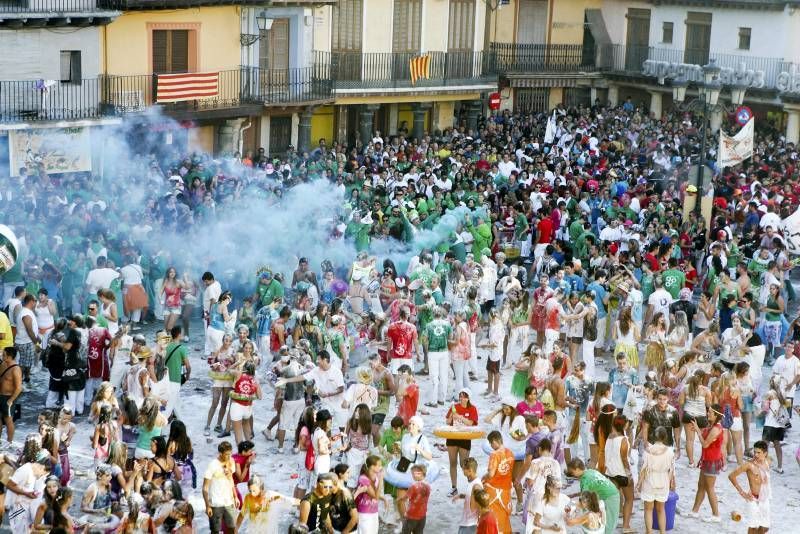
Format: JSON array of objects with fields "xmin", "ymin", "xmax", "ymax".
[
  {"xmin": 491, "ymin": 43, "xmax": 599, "ymax": 74},
  {"xmin": 601, "ymin": 44, "xmax": 791, "ymax": 90},
  {"xmin": 97, "ymin": 0, "xmax": 335, "ymax": 9},
  {"xmin": 314, "ymin": 50, "xmax": 497, "ymax": 92},
  {"xmin": 0, "ymin": 66, "xmax": 333, "ymax": 123},
  {"xmin": 0, "ymin": 0, "xmax": 119, "ymax": 28}
]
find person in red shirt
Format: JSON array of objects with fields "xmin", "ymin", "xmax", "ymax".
[
  {"xmin": 85, "ymin": 316, "xmax": 112, "ymax": 404},
  {"xmin": 482, "ymin": 431, "xmax": 515, "ymax": 534},
  {"xmin": 399, "ymin": 464, "xmax": 430, "ymax": 534},
  {"xmin": 386, "ymin": 307, "xmax": 418, "ymax": 376},
  {"xmin": 445, "ymin": 388, "xmax": 479, "ymax": 496},
  {"xmin": 534, "ymin": 210, "xmax": 554, "ymax": 261},
  {"xmin": 474, "ymin": 488, "xmax": 500, "ymax": 534}
]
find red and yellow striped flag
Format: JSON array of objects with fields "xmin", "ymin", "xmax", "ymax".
[{"xmin": 409, "ymin": 55, "xmax": 430, "ymax": 85}]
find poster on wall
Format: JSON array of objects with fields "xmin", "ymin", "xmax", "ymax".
[{"xmin": 8, "ymin": 126, "xmax": 92, "ymax": 176}]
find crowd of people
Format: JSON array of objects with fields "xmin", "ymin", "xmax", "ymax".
[{"xmin": 0, "ymin": 97, "xmax": 799, "ymax": 533}]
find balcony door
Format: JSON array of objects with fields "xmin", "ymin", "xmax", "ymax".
[
  {"xmin": 684, "ymin": 12, "xmax": 712, "ymax": 65},
  {"xmin": 393, "ymin": 0, "xmax": 422, "ymax": 81},
  {"xmin": 153, "ymin": 30, "xmax": 190, "ymax": 74},
  {"xmin": 517, "ymin": 0, "xmax": 547, "ymax": 45},
  {"xmin": 332, "ymin": 0, "xmax": 363, "ymax": 81},
  {"xmin": 625, "ymin": 8, "xmax": 650, "ymax": 71},
  {"xmin": 259, "ymin": 18, "xmax": 290, "ymax": 95},
  {"xmin": 447, "ymin": 0, "xmax": 475, "ymax": 79}
]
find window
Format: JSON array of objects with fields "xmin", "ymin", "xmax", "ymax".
[
  {"xmin": 393, "ymin": 0, "xmax": 422, "ymax": 53},
  {"xmin": 60, "ymin": 51, "xmax": 81, "ymax": 84},
  {"xmin": 332, "ymin": 0, "xmax": 363, "ymax": 52},
  {"xmin": 684, "ymin": 11, "xmax": 712, "ymax": 65},
  {"xmin": 259, "ymin": 18, "xmax": 290, "ymax": 71},
  {"xmin": 448, "ymin": 0, "xmax": 475, "ymax": 51},
  {"xmin": 738, "ymin": 27, "xmax": 751, "ymax": 50},
  {"xmin": 152, "ymin": 29, "xmax": 189, "ymax": 74},
  {"xmin": 662, "ymin": 22, "xmax": 673, "ymax": 44}
]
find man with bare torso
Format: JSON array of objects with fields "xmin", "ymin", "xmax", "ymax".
[
  {"xmin": 729, "ymin": 440, "xmax": 772, "ymax": 534},
  {"xmin": 0, "ymin": 347, "xmax": 23, "ymax": 444}
]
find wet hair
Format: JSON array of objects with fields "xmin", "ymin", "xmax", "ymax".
[
  {"xmin": 237, "ymin": 440, "xmax": 255, "ymax": 454},
  {"xmin": 167, "ymin": 420, "xmax": 193, "ymax": 461},
  {"xmin": 151, "ymin": 436, "xmax": 169, "ymax": 458}
]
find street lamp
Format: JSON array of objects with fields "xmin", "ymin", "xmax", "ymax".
[
  {"xmin": 240, "ymin": 11, "xmax": 273, "ymax": 46},
  {"xmin": 664, "ymin": 59, "xmax": 745, "ymax": 217}
]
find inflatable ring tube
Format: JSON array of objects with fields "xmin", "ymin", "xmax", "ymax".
[
  {"xmin": 432, "ymin": 426, "xmax": 486, "ymax": 440},
  {"xmin": 383, "ymin": 459, "xmax": 441, "ymax": 489},
  {"xmin": 481, "ymin": 437, "xmax": 527, "ymax": 461}
]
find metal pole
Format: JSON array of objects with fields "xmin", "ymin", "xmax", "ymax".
[{"xmin": 695, "ymin": 102, "xmax": 707, "ymax": 218}]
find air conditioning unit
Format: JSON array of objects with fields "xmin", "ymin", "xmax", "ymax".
[{"xmin": 113, "ymin": 90, "xmax": 144, "ymax": 112}]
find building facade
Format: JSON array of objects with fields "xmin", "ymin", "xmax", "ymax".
[
  {"xmin": 308, "ymin": 0, "xmax": 499, "ymax": 147},
  {"xmin": 4, "ymin": 0, "xmax": 800, "ymax": 168},
  {"xmin": 491, "ymin": 0, "xmax": 800, "ymax": 142}
]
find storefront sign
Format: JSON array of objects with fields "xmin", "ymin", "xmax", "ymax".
[
  {"xmin": 8, "ymin": 127, "xmax": 92, "ymax": 176},
  {"xmin": 642, "ymin": 60, "xmax": 766, "ymax": 89},
  {"xmin": 777, "ymin": 65, "xmax": 800, "ymax": 94}
]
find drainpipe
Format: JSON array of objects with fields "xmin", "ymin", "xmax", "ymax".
[{"xmin": 238, "ymin": 119, "xmax": 252, "ymax": 155}]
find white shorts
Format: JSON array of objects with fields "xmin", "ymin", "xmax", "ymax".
[
  {"xmin": 730, "ymin": 416, "xmax": 743, "ymax": 432},
  {"xmin": 390, "ymin": 358, "xmax": 413, "ymax": 375},
  {"xmin": 230, "ymin": 401, "xmax": 253, "ymax": 422},
  {"xmin": 640, "ymin": 485, "xmax": 669, "ymax": 503},
  {"xmin": 280, "ymin": 398, "xmax": 306, "ymax": 431},
  {"xmin": 747, "ymin": 497, "xmax": 770, "ymax": 528}
]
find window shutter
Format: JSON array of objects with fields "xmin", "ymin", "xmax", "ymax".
[
  {"xmin": 271, "ymin": 19, "xmax": 290, "ymax": 71},
  {"xmin": 153, "ymin": 30, "xmax": 168, "ymax": 74},
  {"xmin": 393, "ymin": 0, "xmax": 421, "ymax": 53},
  {"xmin": 70, "ymin": 51, "xmax": 82, "ymax": 83},
  {"xmin": 448, "ymin": 0, "xmax": 475, "ymax": 51},
  {"xmin": 60, "ymin": 51, "xmax": 72, "ymax": 82},
  {"xmin": 333, "ymin": 0, "xmax": 363, "ymax": 52},
  {"xmin": 171, "ymin": 30, "xmax": 189, "ymax": 73}
]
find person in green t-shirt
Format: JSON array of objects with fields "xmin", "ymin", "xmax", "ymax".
[
  {"xmin": 423, "ymin": 308, "xmax": 454, "ymax": 407},
  {"xmin": 164, "ymin": 325, "xmax": 191, "ymax": 420},
  {"xmin": 661, "ymin": 258, "xmax": 686, "ymax": 300},
  {"xmin": 567, "ymin": 459, "xmax": 620, "ymax": 534}
]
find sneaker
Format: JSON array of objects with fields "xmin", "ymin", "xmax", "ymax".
[
  {"xmin": 217, "ymin": 430, "xmax": 231, "ymax": 438},
  {"xmin": 773, "ymin": 467, "xmax": 784, "ymax": 474},
  {"xmin": 204, "ymin": 427, "xmax": 210, "ymax": 437},
  {"xmin": 424, "ymin": 402, "xmax": 437, "ymax": 408},
  {"xmin": 262, "ymin": 428, "xmax": 274, "ymax": 441},
  {"xmin": 679, "ymin": 509, "xmax": 699, "ymax": 518},
  {"xmin": 437, "ymin": 401, "xmax": 445, "ymax": 406},
  {"xmin": 447, "ymin": 487, "xmax": 458, "ymax": 497},
  {"xmin": 703, "ymin": 515, "xmax": 721, "ymax": 523},
  {"xmin": 273, "ymin": 447, "xmax": 284, "ymax": 454},
  {"xmin": 214, "ymin": 425, "xmax": 223, "ymax": 433}
]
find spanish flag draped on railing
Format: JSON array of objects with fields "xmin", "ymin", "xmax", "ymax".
[
  {"xmin": 409, "ymin": 55, "xmax": 431, "ymax": 85},
  {"xmin": 156, "ymin": 72, "xmax": 219, "ymax": 103}
]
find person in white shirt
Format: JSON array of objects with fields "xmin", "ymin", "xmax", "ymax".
[
  {"xmin": 498, "ymin": 154, "xmax": 518, "ymax": 179},
  {"xmin": 599, "ymin": 220, "xmax": 623, "ymax": 243},
  {"xmin": 772, "ymin": 342, "xmax": 800, "ymax": 418},
  {"xmin": 305, "ymin": 352, "xmax": 347, "ymax": 430},
  {"xmin": 4, "ymin": 286, "xmax": 25, "ymax": 327},
  {"xmin": 120, "ymin": 256, "xmax": 148, "ymax": 326},
  {"xmin": 84, "ymin": 256, "xmax": 119, "ymax": 296},
  {"xmin": 456, "ymin": 458, "xmax": 483, "ymax": 533},
  {"xmin": 202, "ymin": 272, "xmax": 222, "ymax": 356},
  {"xmin": 646, "ymin": 278, "xmax": 673, "ymax": 329},
  {"xmin": 203, "ymin": 441, "xmax": 238, "ymax": 533},
  {"xmin": 14, "ymin": 294, "xmax": 40, "ymax": 383}
]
